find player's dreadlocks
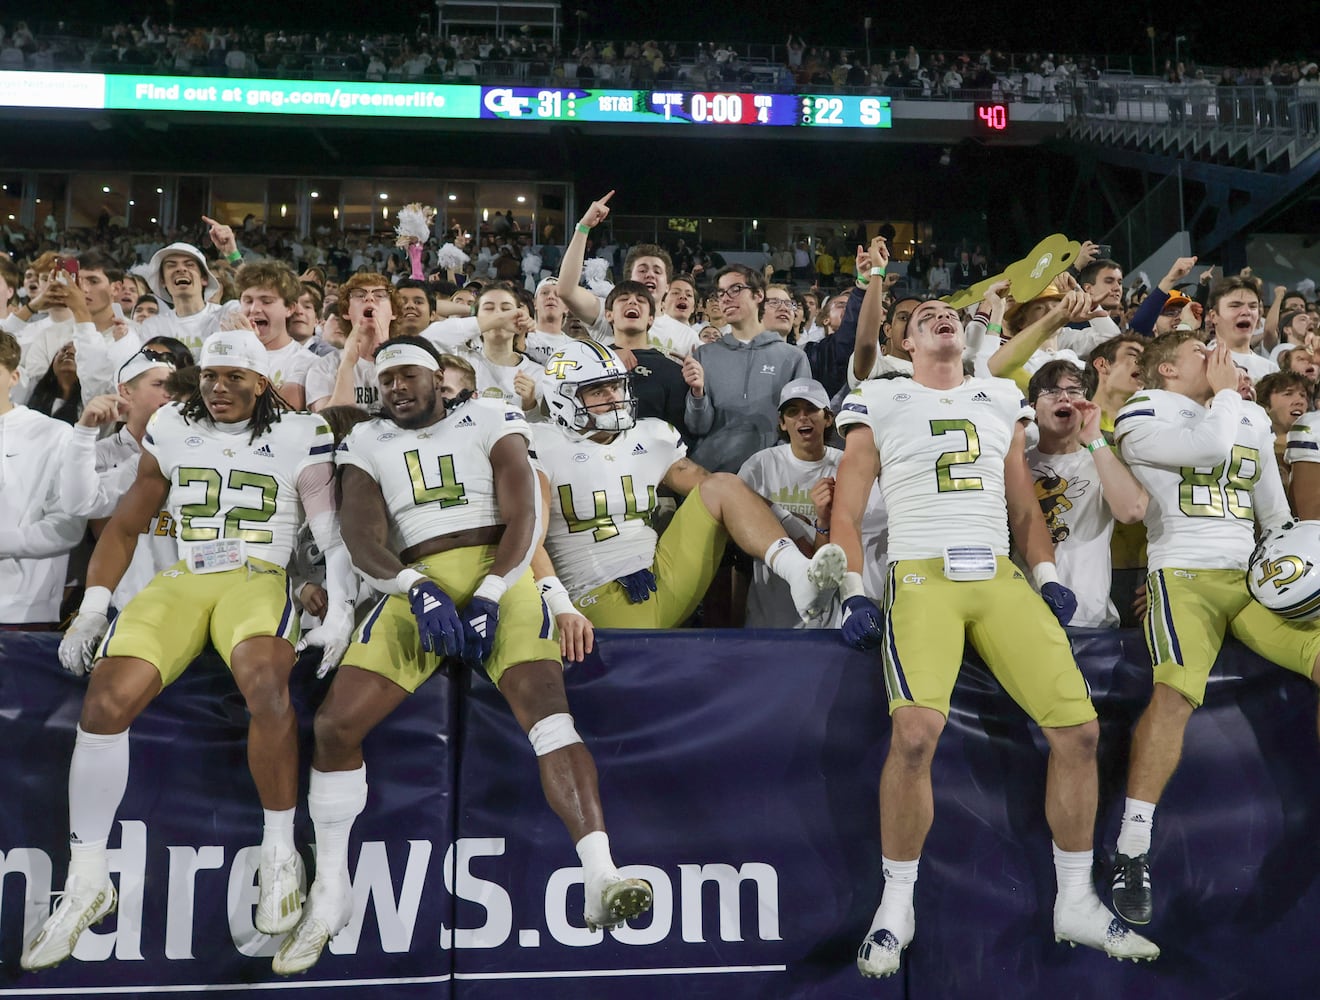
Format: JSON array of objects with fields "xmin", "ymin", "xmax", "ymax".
[{"xmin": 180, "ymin": 380, "xmax": 293, "ymax": 444}]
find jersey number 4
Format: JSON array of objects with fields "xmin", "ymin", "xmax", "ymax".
[
  {"xmin": 406, "ymin": 450, "xmax": 469, "ymax": 508},
  {"xmin": 177, "ymin": 467, "xmax": 278, "ymax": 544},
  {"xmin": 1177, "ymin": 445, "xmax": 1260, "ymax": 520},
  {"xmin": 558, "ymin": 476, "xmax": 657, "ymax": 542},
  {"xmin": 931, "ymin": 418, "xmax": 984, "ymax": 492}
]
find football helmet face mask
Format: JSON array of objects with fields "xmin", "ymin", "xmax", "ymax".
[
  {"xmin": 1248, "ymin": 520, "xmax": 1320, "ymax": 620},
  {"xmin": 544, "ymin": 341, "xmax": 638, "ymax": 434}
]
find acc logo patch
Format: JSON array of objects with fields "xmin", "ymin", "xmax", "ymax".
[
  {"xmin": 377, "ymin": 432, "xmax": 397, "ymax": 441},
  {"xmin": 184, "ymin": 436, "xmax": 204, "ymax": 448}
]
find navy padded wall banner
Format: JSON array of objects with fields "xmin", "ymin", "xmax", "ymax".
[{"xmin": 1, "ymin": 628, "xmax": 1319, "ymax": 998}]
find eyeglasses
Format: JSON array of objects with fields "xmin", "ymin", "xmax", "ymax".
[
  {"xmin": 765, "ymin": 298, "xmax": 796, "ymax": 311},
  {"xmin": 348, "ymin": 289, "xmax": 392, "ymax": 303},
  {"xmin": 1037, "ymin": 386, "xmax": 1087, "ymax": 400},
  {"xmin": 715, "ymin": 283, "xmax": 753, "ymax": 300}
]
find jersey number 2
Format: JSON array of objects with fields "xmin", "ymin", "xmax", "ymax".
[
  {"xmin": 177, "ymin": 468, "xmax": 279, "ymax": 544},
  {"xmin": 931, "ymin": 419, "xmax": 984, "ymax": 492}
]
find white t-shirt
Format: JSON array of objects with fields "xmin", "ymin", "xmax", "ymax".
[
  {"xmin": 1025, "ymin": 445, "xmax": 1117, "ymax": 627},
  {"xmin": 262, "ymin": 339, "xmax": 316, "ymax": 391},
  {"xmin": 305, "ymin": 352, "xmax": 381, "ymax": 413},
  {"xmin": 140, "ymin": 301, "xmax": 235, "ymax": 356},
  {"xmin": 1115, "ymin": 388, "xmax": 1288, "ymax": 571}
]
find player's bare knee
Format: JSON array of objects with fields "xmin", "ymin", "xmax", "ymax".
[
  {"xmin": 237, "ymin": 671, "xmax": 292, "ymax": 721},
  {"xmin": 1150, "ymin": 682, "xmax": 1195, "ymax": 721},
  {"xmin": 1044, "ymin": 719, "xmax": 1099, "ymax": 762},
  {"xmin": 888, "ymin": 711, "xmax": 943, "ymax": 768},
  {"xmin": 312, "ymin": 709, "xmax": 360, "ymax": 761}
]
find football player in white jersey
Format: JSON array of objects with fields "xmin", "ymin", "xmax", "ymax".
[
  {"xmin": 830, "ymin": 299, "xmax": 1158, "ymax": 979},
  {"xmin": 1108, "ymin": 331, "xmax": 1320, "ymax": 927},
  {"xmin": 56, "ymin": 348, "xmax": 180, "ymax": 614},
  {"xmin": 1026, "ymin": 359, "xmax": 1149, "ymax": 627},
  {"xmin": 23, "ymin": 330, "xmax": 357, "ymax": 973},
  {"xmin": 530, "ymin": 340, "xmax": 848, "ymax": 630},
  {"xmin": 1286, "ymin": 408, "xmax": 1320, "ymax": 518},
  {"xmin": 273, "ymin": 336, "xmax": 652, "ymax": 974}
]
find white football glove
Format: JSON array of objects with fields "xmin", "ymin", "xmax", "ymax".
[
  {"xmin": 58, "ymin": 611, "xmax": 109, "ymax": 676},
  {"xmin": 296, "ymin": 603, "xmax": 356, "ymax": 679}
]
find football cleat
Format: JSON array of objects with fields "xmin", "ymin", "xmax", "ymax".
[
  {"xmin": 857, "ymin": 925, "xmax": 914, "ymax": 979},
  {"xmin": 1111, "ymin": 852, "xmax": 1153, "ymax": 925},
  {"xmin": 272, "ymin": 880, "xmax": 353, "ymax": 976},
  {"xmin": 255, "ymin": 853, "xmax": 306, "ymax": 935},
  {"xmin": 20, "ymin": 875, "xmax": 117, "ymax": 972},
  {"xmin": 584, "ymin": 873, "xmax": 653, "ymax": 932},
  {"xmin": 1054, "ymin": 893, "xmax": 1159, "ymax": 962},
  {"xmin": 795, "ymin": 543, "xmax": 849, "ymax": 624}
]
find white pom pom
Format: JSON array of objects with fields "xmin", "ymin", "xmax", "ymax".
[
  {"xmin": 435, "ymin": 243, "xmax": 470, "ymax": 271},
  {"xmin": 582, "ymin": 257, "xmax": 612, "ymax": 297},
  {"xmin": 394, "ymin": 203, "xmax": 435, "ymax": 247},
  {"xmin": 522, "ymin": 253, "xmax": 542, "ymax": 276}
]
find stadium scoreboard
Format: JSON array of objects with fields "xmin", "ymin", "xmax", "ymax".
[{"xmin": 0, "ymin": 71, "xmax": 892, "ymax": 130}]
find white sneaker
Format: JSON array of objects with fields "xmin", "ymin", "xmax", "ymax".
[
  {"xmin": 584, "ymin": 872, "xmax": 653, "ymax": 932},
  {"xmin": 856, "ymin": 908, "xmax": 914, "ymax": 979},
  {"xmin": 20, "ymin": 874, "xmax": 117, "ymax": 972},
  {"xmin": 1054, "ymin": 893, "xmax": 1159, "ymax": 962},
  {"xmin": 272, "ymin": 879, "xmax": 352, "ymax": 976},
  {"xmin": 255, "ymin": 853, "xmax": 306, "ymax": 935},
  {"xmin": 794, "ymin": 543, "xmax": 849, "ymax": 624}
]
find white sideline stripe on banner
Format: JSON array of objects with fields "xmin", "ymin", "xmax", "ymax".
[
  {"xmin": 457, "ymin": 964, "xmax": 788, "ymax": 980},
  {"xmin": 0, "ymin": 976, "xmax": 452, "ymax": 995},
  {"xmin": 0, "ymin": 967, "xmax": 784, "ymax": 995}
]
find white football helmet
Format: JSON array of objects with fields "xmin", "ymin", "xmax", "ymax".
[
  {"xmin": 543, "ymin": 340, "xmax": 637, "ymax": 433},
  {"xmin": 1248, "ymin": 520, "xmax": 1320, "ymax": 620}
]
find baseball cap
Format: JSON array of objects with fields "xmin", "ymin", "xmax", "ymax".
[
  {"xmin": 1162, "ymin": 291, "xmax": 1191, "ymax": 313},
  {"xmin": 199, "ymin": 329, "xmax": 268, "ymax": 376},
  {"xmin": 147, "ymin": 242, "xmax": 222, "ymax": 305},
  {"xmin": 778, "ymin": 378, "xmax": 831, "ymax": 411}
]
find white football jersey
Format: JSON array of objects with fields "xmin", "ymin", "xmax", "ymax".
[
  {"xmin": 336, "ymin": 397, "xmax": 531, "ymax": 547},
  {"xmin": 532, "ymin": 418, "xmax": 684, "ymax": 601},
  {"xmin": 835, "ymin": 377, "xmax": 1033, "ymax": 561},
  {"xmin": 1286, "ymin": 410, "xmax": 1320, "ymax": 466},
  {"xmin": 1115, "ymin": 388, "xmax": 1288, "ymax": 571},
  {"xmin": 1025, "ymin": 445, "xmax": 1116, "ymax": 627},
  {"xmin": 143, "ymin": 404, "xmax": 334, "ymax": 568}
]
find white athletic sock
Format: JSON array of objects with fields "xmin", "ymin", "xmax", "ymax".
[
  {"xmin": 261, "ymin": 808, "xmax": 296, "ymax": 864},
  {"xmin": 575, "ymin": 830, "xmax": 616, "ymax": 885},
  {"xmin": 1116, "ymin": 798, "xmax": 1157, "ymax": 857},
  {"xmin": 868, "ymin": 856, "xmax": 919, "ymax": 935},
  {"xmin": 764, "ymin": 537, "xmax": 807, "ymax": 582},
  {"xmin": 308, "ymin": 766, "xmax": 368, "ymax": 887},
  {"xmin": 67, "ymin": 726, "xmax": 129, "ymax": 881},
  {"xmin": 1052, "ymin": 843, "xmax": 1095, "ymax": 904}
]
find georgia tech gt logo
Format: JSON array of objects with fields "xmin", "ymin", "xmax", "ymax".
[
  {"xmin": 1255, "ymin": 555, "xmax": 1309, "ymax": 591},
  {"xmin": 484, "ymin": 88, "xmax": 532, "ymax": 117},
  {"xmin": 546, "ymin": 357, "xmax": 582, "ymax": 380},
  {"xmin": 902, "ymin": 573, "xmax": 926, "ymax": 584}
]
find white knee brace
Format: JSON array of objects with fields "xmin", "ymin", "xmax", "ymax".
[{"xmin": 527, "ymin": 713, "xmax": 583, "ymax": 756}]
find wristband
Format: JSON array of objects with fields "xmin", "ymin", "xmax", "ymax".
[
  {"xmin": 80, "ymin": 585, "xmax": 112, "ymax": 617},
  {"xmin": 1085, "ymin": 437, "xmax": 1109, "ymax": 453},
  {"xmin": 814, "ymin": 521, "xmax": 830, "ymax": 535},
  {"xmin": 473, "ymin": 574, "xmax": 509, "ymax": 603},
  {"xmin": 987, "ymin": 322, "xmax": 1003, "ymax": 335},
  {"xmin": 840, "ymin": 571, "xmax": 866, "ymax": 602},
  {"xmin": 396, "ymin": 568, "xmax": 427, "ymax": 595},
  {"xmin": 226, "ymin": 250, "xmax": 242, "ymax": 263},
  {"xmin": 855, "ymin": 275, "xmax": 870, "ymax": 287},
  {"xmin": 537, "ymin": 576, "xmax": 577, "ymax": 617},
  {"xmin": 1031, "ymin": 563, "xmax": 1060, "ymax": 589},
  {"xmin": 575, "ymin": 222, "xmax": 591, "ymax": 235},
  {"xmin": 869, "ymin": 267, "xmax": 886, "ymax": 277}
]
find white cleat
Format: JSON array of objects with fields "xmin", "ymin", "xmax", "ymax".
[
  {"xmin": 272, "ymin": 879, "xmax": 352, "ymax": 976},
  {"xmin": 1054, "ymin": 894, "xmax": 1159, "ymax": 962},
  {"xmin": 584, "ymin": 873, "xmax": 653, "ymax": 932},
  {"xmin": 795, "ymin": 543, "xmax": 849, "ymax": 624},
  {"xmin": 857, "ymin": 923, "xmax": 914, "ymax": 979},
  {"xmin": 20, "ymin": 874, "xmax": 117, "ymax": 972},
  {"xmin": 256, "ymin": 853, "xmax": 307, "ymax": 935}
]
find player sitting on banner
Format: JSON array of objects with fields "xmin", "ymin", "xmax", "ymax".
[
  {"xmin": 272, "ymin": 336, "xmax": 653, "ymax": 975},
  {"xmin": 1108, "ymin": 330, "xmax": 1320, "ymax": 928},
  {"xmin": 22, "ymin": 329, "xmax": 357, "ymax": 973},
  {"xmin": 529, "ymin": 339, "xmax": 849, "ymax": 631},
  {"xmin": 829, "ymin": 299, "xmax": 1159, "ymax": 979}
]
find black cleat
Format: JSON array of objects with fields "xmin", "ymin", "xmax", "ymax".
[{"xmin": 1111, "ymin": 852, "xmax": 1152, "ymax": 925}]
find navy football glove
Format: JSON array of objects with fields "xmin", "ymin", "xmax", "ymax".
[
  {"xmin": 461, "ymin": 596, "xmax": 501, "ymax": 665},
  {"xmin": 1040, "ymin": 582, "xmax": 1078, "ymax": 627},
  {"xmin": 840, "ymin": 595, "xmax": 885, "ymax": 650},
  {"xmin": 408, "ymin": 581, "xmax": 464, "ymax": 657},
  {"xmin": 616, "ymin": 568, "xmax": 658, "ymax": 604}
]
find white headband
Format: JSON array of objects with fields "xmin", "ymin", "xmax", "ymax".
[{"xmin": 374, "ymin": 342, "xmax": 440, "ymax": 374}]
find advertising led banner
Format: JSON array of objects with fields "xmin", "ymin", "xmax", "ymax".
[
  {"xmin": 0, "ymin": 70, "xmax": 891, "ymax": 130},
  {"xmin": 2, "ymin": 630, "xmax": 1317, "ymax": 998}
]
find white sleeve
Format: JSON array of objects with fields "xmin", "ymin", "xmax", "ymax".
[
  {"xmin": 1116, "ymin": 391, "xmax": 1243, "ymax": 468},
  {"xmin": 1253, "ymin": 437, "xmax": 1292, "ymax": 535},
  {"xmin": 420, "ymin": 316, "xmax": 481, "ymax": 352},
  {"xmin": 1057, "ymin": 316, "xmax": 1121, "ymax": 357},
  {"xmin": 297, "ymin": 463, "xmax": 356, "ymax": 611},
  {"xmin": 57, "ymin": 425, "xmax": 117, "ymax": 518}
]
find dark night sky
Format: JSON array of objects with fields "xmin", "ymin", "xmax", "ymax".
[{"xmin": 44, "ymin": 0, "xmax": 1320, "ymax": 70}]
